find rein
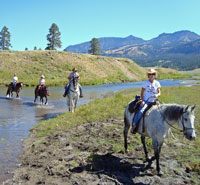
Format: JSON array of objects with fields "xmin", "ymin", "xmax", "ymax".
[{"xmin": 157, "ymin": 104, "xmax": 188, "ymax": 133}]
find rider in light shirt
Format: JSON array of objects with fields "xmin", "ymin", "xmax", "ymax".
[
  {"xmin": 12, "ymin": 73, "xmax": 18, "ymax": 88},
  {"xmin": 63, "ymin": 68, "xmax": 83, "ymax": 98},
  {"xmin": 132, "ymin": 68, "xmax": 161, "ymax": 133},
  {"xmin": 36, "ymin": 75, "xmax": 45, "ymax": 93},
  {"xmin": 39, "ymin": 75, "xmax": 45, "ymax": 86}
]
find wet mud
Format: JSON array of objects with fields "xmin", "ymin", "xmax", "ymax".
[{"xmin": 5, "ymin": 119, "xmax": 199, "ymax": 185}]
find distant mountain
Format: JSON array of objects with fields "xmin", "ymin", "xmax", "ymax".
[
  {"xmin": 147, "ymin": 30, "xmax": 200, "ymax": 48},
  {"xmin": 65, "ymin": 30, "xmax": 200, "ymax": 70},
  {"xmin": 167, "ymin": 39, "xmax": 200, "ymax": 54},
  {"xmin": 65, "ymin": 35, "xmax": 145, "ymax": 53}
]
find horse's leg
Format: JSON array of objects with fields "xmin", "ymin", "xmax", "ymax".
[
  {"xmin": 40, "ymin": 97, "xmax": 43, "ymax": 104},
  {"xmin": 74, "ymin": 97, "xmax": 78, "ymax": 111},
  {"xmin": 141, "ymin": 136, "xmax": 150, "ymax": 161},
  {"xmin": 6, "ymin": 88, "xmax": 10, "ymax": 97},
  {"xmin": 6, "ymin": 88, "xmax": 9, "ymax": 96},
  {"xmin": 71, "ymin": 99, "xmax": 75, "ymax": 113},
  {"xmin": 34, "ymin": 95, "xmax": 37, "ymax": 102},
  {"xmin": 67, "ymin": 97, "xmax": 70, "ymax": 111},
  {"xmin": 69, "ymin": 96, "xmax": 73, "ymax": 112},
  {"xmin": 45, "ymin": 96, "xmax": 48, "ymax": 104},
  {"xmin": 16, "ymin": 91, "xmax": 19, "ymax": 98},
  {"xmin": 152, "ymin": 138, "xmax": 163, "ymax": 176},
  {"xmin": 124, "ymin": 112, "xmax": 130, "ymax": 153}
]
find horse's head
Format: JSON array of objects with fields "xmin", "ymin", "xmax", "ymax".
[
  {"xmin": 72, "ymin": 77, "xmax": 78, "ymax": 90},
  {"xmin": 19, "ymin": 82, "xmax": 23, "ymax": 89},
  {"xmin": 179, "ymin": 105, "xmax": 196, "ymax": 140},
  {"xmin": 16, "ymin": 82, "xmax": 23, "ymax": 88}
]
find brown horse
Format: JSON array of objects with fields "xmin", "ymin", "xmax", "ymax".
[
  {"xmin": 6, "ymin": 82, "xmax": 23, "ymax": 98},
  {"xmin": 34, "ymin": 85, "xmax": 49, "ymax": 104}
]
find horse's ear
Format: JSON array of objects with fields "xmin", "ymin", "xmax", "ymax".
[
  {"xmin": 191, "ymin": 104, "xmax": 196, "ymax": 112},
  {"xmin": 184, "ymin": 105, "xmax": 189, "ymax": 112}
]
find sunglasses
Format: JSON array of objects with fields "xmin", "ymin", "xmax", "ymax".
[{"xmin": 148, "ymin": 73, "xmax": 156, "ymax": 76}]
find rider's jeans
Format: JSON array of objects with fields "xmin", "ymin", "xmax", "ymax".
[{"xmin": 132, "ymin": 101, "xmax": 151, "ymax": 127}]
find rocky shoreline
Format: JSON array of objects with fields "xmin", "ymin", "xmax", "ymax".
[{"xmin": 4, "ymin": 118, "xmax": 198, "ymax": 185}]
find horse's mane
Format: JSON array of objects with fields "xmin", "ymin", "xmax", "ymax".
[{"xmin": 160, "ymin": 104, "xmax": 185, "ymax": 121}]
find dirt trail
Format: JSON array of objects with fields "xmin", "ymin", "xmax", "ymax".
[{"xmin": 5, "ymin": 119, "xmax": 198, "ymax": 185}]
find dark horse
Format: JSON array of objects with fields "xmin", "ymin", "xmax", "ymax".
[
  {"xmin": 6, "ymin": 82, "xmax": 23, "ymax": 98},
  {"xmin": 34, "ymin": 85, "xmax": 49, "ymax": 104}
]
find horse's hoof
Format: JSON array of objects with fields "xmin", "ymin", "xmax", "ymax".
[
  {"xmin": 151, "ymin": 156, "xmax": 156, "ymax": 161},
  {"xmin": 157, "ymin": 170, "xmax": 163, "ymax": 176}
]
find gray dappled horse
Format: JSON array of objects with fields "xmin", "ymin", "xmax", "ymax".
[
  {"xmin": 6, "ymin": 82, "xmax": 23, "ymax": 98},
  {"xmin": 67, "ymin": 77, "xmax": 80, "ymax": 112},
  {"xmin": 124, "ymin": 102, "xmax": 196, "ymax": 175}
]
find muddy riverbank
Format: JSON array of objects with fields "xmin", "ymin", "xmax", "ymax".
[{"xmin": 5, "ymin": 118, "xmax": 199, "ymax": 185}]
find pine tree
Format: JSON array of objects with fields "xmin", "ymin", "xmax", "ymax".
[
  {"xmin": 88, "ymin": 38, "xmax": 101, "ymax": 55},
  {"xmin": 46, "ymin": 23, "xmax": 62, "ymax": 50},
  {"xmin": 0, "ymin": 26, "xmax": 12, "ymax": 50}
]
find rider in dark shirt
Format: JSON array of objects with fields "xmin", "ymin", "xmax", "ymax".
[{"xmin": 63, "ymin": 68, "xmax": 83, "ymax": 98}]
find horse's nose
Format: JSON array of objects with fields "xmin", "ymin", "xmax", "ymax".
[{"xmin": 189, "ymin": 135, "xmax": 195, "ymax": 140}]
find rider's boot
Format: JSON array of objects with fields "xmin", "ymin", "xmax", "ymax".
[
  {"xmin": 63, "ymin": 91, "xmax": 67, "ymax": 97},
  {"xmin": 63, "ymin": 85, "xmax": 69, "ymax": 97}
]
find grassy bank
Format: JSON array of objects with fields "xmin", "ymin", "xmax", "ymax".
[{"xmin": 0, "ymin": 50, "xmax": 191, "ymax": 86}]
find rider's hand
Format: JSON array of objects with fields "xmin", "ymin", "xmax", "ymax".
[
  {"xmin": 154, "ymin": 94, "xmax": 158, "ymax": 99},
  {"xmin": 141, "ymin": 101, "xmax": 145, "ymax": 107}
]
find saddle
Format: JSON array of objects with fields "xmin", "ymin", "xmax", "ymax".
[
  {"xmin": 133, "ymin": 101, "xmax": 158, "ymax": 134},
  {"xmin": 128, "ymin": 95, "xmax": 141, "ymax": 113}
]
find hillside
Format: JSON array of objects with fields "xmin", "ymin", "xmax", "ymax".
[
  {"xmin": 66, "ymin": 35, "xmax": 145, "ymax": 53},
  {"xmin": 65, "ymin": 30, "xmax": 200, "ymax": 70},
  {"xmin": 0, "ymin": 50, "xmax": 147, "ymax": 86}
]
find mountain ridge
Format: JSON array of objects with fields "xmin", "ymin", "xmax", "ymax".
[{"xmin": 65, "ymin": 30, "xmax": 200, "ymax": 70}]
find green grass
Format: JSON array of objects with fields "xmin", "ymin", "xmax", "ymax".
[{"xmin": 157, "ymin": 72, "xmax": 191, "ymax": 79}]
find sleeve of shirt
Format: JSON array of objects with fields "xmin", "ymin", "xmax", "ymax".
[
  {"xmin": 142, "ymin": 81, "xmax": 147, "ymax": 89},
  {"xmin": 157, "ymin": 81, "xmax": 161, "ymax": 88}
]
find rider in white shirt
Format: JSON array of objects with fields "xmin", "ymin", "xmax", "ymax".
[
  {"xmin": 39, "ymin": 75, "xmax": 45, "ymax": 86},
  {"xmin": 132, "ymin": 68, "xmax": 161, "ymax": 134},
  {"xmin": 63, "ymin": 68, "xmax": 83, "ymax": 97},
  {"xmin": 36, "ymin": 75, "xmax": 45, "ymax": 93},
  {"xmin": 12, "ymin": 73, "xmax": 18, "ymax": 88}
]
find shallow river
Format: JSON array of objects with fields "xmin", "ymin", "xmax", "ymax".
[{"xmin": 0, "ymin": 79, "xmax": 196, "ymax": 182}]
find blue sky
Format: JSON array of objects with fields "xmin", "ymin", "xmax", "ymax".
[{"xmin": 1, "ymin": 0, "xmax": 200, "ymax": 51}]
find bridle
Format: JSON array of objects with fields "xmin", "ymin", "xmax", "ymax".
[
  {"xmin": 157, "ymin": 104, "xmax": 194, "ymax": 133},
  {"xmin": 180, "ymin": 113, "xmax": 194, "ymax": 134}
]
